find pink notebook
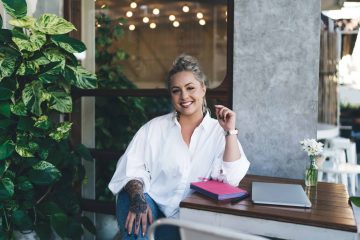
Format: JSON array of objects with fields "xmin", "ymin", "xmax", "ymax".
[{"xmin": 190, "ymin": 180, "xmax": 249, "ymax": 201}]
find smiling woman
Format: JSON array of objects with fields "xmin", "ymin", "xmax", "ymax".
[{"xmin": 108, "ymin": 54, "xmax": 249, "ymax": 240}]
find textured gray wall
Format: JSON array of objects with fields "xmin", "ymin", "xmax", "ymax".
[{"xmin": 234, "ymin": 0, "xmax": 320, "ymax": 178}]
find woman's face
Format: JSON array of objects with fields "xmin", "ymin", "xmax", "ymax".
[{"xmin": 170, "ymin": 71, "xmax": 206, "ymax": 117}]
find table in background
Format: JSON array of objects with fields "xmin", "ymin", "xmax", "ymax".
[
  {"xmin": 317, "ymin": 122, "xmax": 339, "ymax": 140},
  {"xmin": 180, "ymin": 175, "xmax": 357, "ymax": 240}
]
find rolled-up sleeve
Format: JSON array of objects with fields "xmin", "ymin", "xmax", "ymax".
[
  {"xmin": 210, "ymin": 139, "xmax": 250, "ymax": 186},
  {"xmin": 108, "ymin": 125, "xmax": 151, "ymax": 195}
]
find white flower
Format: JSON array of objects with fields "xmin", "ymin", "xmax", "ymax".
[{"xmin": 300, "ymin": 138, "xmax": 324, "ymax": 156}]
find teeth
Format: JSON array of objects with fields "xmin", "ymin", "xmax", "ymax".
[{"xmin": 181, "ymin": 102, "xmax": 192, "ymax": 107}]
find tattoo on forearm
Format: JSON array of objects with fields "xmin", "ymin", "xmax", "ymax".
[{"xmin": 124, "ymin": 180, "xmax": 147, "ymax": 230}]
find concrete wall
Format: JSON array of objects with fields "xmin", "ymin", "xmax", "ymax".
[{"xmin": 233, "ymin": 0, "xmax": 320, "ymax": 178}]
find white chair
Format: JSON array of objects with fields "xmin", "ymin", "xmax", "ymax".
[
  {"xmin": 317, "ymin": 137, "xmax": 360, "ymax": 195},
  {"xmin": 148, "ymin": 218, "xmax": 269, "ymax": 240},
  {"xmin": 328, "ymin": 137, "xmax": 358, "ymax": 189}
]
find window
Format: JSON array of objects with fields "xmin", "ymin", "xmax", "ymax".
[{"xmin": 95, "ymin": 0, "xmax": 228, "ymax": 89}]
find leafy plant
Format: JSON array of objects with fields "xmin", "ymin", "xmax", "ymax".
[
  {"xmin": 0, "ymin": 0, "xmax": 97, "ymax": 238},
  {"xmin": 95, "ymin": 13, "xmax": 170, "ymax": 200}
]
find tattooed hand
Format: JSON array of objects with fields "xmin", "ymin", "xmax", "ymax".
[{"xmin": 124, "ymin": 179, "xmax": 153, "ymax": 237}]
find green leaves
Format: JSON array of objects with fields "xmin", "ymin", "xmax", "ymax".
[
  {"xmin": 22, "ymin": 81, "xmax": 47, "ymax": 116},
  {"xmin": 12, "ymin": 209, "xmax": 33, "ymax": 231},
  {"xmin": 0, "ymin": 29, "xmax": 12, "ymax": 44},
  {"xmin": 28, "ymin": 161, "xmax": 61, "ymax": 185},
  {"xmin": 0, "ymin": 177, "xmax": 14, "ymax": 200},
  {"xmin": 17, "ymin": 176, "xmax": 33, "ymax": 191},
  {"xmin": 0, "ymin": 0, "xmax": 27, "ymax": 19},
  {"xmin": 50, "ymin": 213, "xmax": 68, "ymax": 238},
  {"xmin": 0, "ymin": 46, "xmax": 20, "ymax": 81},
  {"xmin": 34, "ymin": 14, "xmax": 76, "ymax": 35},
  {"xmin": 0, "ymin": 102, "xmax": 10, "ymax": 118},
  {"xmin": 0, "ymin": 87, "xmax": 12, "ymax": 100},
  {"xmin": 10, "ymin": 101, "xmax": 27, "ymax": 116},
  {"xmin": 38, "ymin": 61, "xmax": 63, "ymax": 84},
  {"xmin": 65, "ymin": 66, "xmax": 97, "ymax": 89},
  {"xmin": 0, "ymin": 140, "xmax": 14, "ymax": 161},
  {"xmin": 51, "ymin": 34, "xmax": 86, "ymax": 53},
  {"xmin": 34, "ymin": 115, "xmax": 51, "ymax": 130},
  {"xmin": 49, "ymin": 91, "xmax": 72, "ymax": 113},
  {"xmin": 0, "ymin": 6, "xmax": 97, "ymax": 239},
  {"xmin": 9, "ymin": 16, "xmax": 35, "ymax": 28},
  {"xmin": 350, "ymin": 196, "xmax": 360, "ymax": 207},
  {"xmin": 12, "ymin": 29, "xmax": 46, "ymax": 52},
  {"xmin": 49, "ymin": 122, "xmax": 72, "ymax": 141},
  {"xmin": 75, "ymin": 144, "xmax": 93, "ymax": 161}
]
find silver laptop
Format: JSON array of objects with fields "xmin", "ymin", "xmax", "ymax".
[{"xmin": 252, "ymin": 182, "xmax": 312, "ymax": 208}]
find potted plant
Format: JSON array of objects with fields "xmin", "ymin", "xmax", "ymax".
[{"xmin": 0, "ymin": 0, "xmax": 96, "ymax": 238}]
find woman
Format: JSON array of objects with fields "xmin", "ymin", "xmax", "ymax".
[{"xmin": 108, "ymin": 54, "xmax": 250, "ymax": 240}]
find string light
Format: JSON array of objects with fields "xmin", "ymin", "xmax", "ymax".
[
  {"xmin": 101, "ymin": 4, "xmax": 106, "ymax": 9},
  {"xmin": 173, "ymin": 21, "xmax": 180, "ymax": 27},
  {"xmin": 149, "ymin": 23, "xmax": 156, "ymax": 29},
  {"xmin": 169, "ymin": 15, "xmax": 176, "ymax": 21},
  {"xmin": 196, "ymin": 12, "xmax": 203, "ymax": 19},
  {"xmin": 129, "ymin": 25, "xmax": 136, "ymax": 31},
  {"xmin": 143, "ymin": 17, "xmax": 149, "ymax": 23},
  {"xmin": 153, "ymin": 8, "xmax": 160, "ymax": 15},
  {"xmin": 182, "ymin": 5, "xmax": 189, "ymax": 12},
  {"xmin": 199, "ymin": 19, "xmax": 206, "ymax": 25},
  {"xmin": 130, "ymin": 2, "xmax": 137, "ymax": 8},
  {"xmin": 126, "ymin": 11, "xmax": 133, "ymax": 18}
]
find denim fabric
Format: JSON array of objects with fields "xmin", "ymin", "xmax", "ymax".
[{"xmin": 116, "ymin": 191, "xmax": 180, "ymax": 240}]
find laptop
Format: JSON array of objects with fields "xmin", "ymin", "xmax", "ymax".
[{"xmin": 251, "ymin": 182, "xmax": 312, "ymax": 208}]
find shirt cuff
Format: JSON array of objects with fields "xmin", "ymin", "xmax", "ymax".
[{"xmin": 221, "ymin": 158, "xmax": 250, "ymax": 186}]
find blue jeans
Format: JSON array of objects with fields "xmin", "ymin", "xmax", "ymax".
[{"xmin": 116, "ymin": 191, "xmax": 180, "ymax": 240}]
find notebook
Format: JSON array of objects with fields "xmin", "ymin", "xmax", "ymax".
[
  {"xmin": 251, "ymin": 182, "xmax": 312, "ymax": 208},
  {"xmin": 190, "ymin": 180, "xmax": 249, "ymax": 201}
]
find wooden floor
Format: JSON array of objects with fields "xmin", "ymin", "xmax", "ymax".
[{"xmin": 180, "ymin": 174, "xmax": 357, "ymax": 233}]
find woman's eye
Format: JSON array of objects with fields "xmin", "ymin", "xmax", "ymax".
[
  {"xmin": 172, "ymin": 89, "xmax": 180, "ymax": 94},
  {"xmin": 187, "ymin": 87, "xmax": 195, "ymax": 91}
]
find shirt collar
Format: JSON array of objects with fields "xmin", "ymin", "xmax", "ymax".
[{"xmin": 171, "ymin": 111, "xmax": 212, "ymax": 132}]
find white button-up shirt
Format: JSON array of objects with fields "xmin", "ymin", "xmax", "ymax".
[{"xmin": 108, "ymin": 112, "xmax": 250, "ymax": 217}]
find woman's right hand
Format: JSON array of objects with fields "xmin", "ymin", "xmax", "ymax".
[
  {"xmin": 124, "ymin": 179, "xmax": 153, "ymax": 237},
  {"xmin": 125, "ymin": 204, "xmax": 153, "ymax": 237}
]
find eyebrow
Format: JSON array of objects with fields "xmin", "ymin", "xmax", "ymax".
[{"xmin": 171, "ymin": 82, "xmax": 195, "ymax": 89}]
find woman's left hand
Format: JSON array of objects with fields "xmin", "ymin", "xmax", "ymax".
[{"xmin": 214, "ymin": 105, "xmax": 236, "ymax": 131}]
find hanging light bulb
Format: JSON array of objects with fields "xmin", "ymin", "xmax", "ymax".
[
  {"xmin": 196, "ymin": 12, "xmax": 203, "ymax": 19},
  {"xmin": 129, "ymin": 24, "xmax": 136, "ymax": 31},
  {"xmin": 182, "ymin": 5, "xmax": 190, "ymax": 13},
  {"xmin": 173, "ymin": 21, "xmax": 180, "ymax": 27},
  {"xmin": 199, "ymin": 19, "xmax": 206, "ymax": 25},
  {"xmin": 169, "ymin": 15, "xmax": 176, "ymax": 21},
  {"xmin": 153, "ymin": 8, "xmax": 160, "ymax": 15},
  {"xmin": 149, "ymin": 23, "xmax": 157, "ymax": 29},
  {"xmin": 130, "ymin": 2, "xmax": 137, "ymax": 9},
  {"xmin": 126, "ymin": 11, "xmax": 133, "ymax": 18},
  {"xmin": 143, "ymin": 17, "xmax": 149, "ymax": 23},
  {"xmin": 101, "ymin": 4, "xmax": 107, "ymax": 9}
]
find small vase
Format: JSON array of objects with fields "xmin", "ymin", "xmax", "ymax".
[{"xmin": 305, "ymin": 155, "xmax": 318, "ymax": 187}]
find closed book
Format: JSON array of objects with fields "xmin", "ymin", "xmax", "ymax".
[{"xmin": 190, "ymin": 180, "xmax": 249, "ymax": 201}]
